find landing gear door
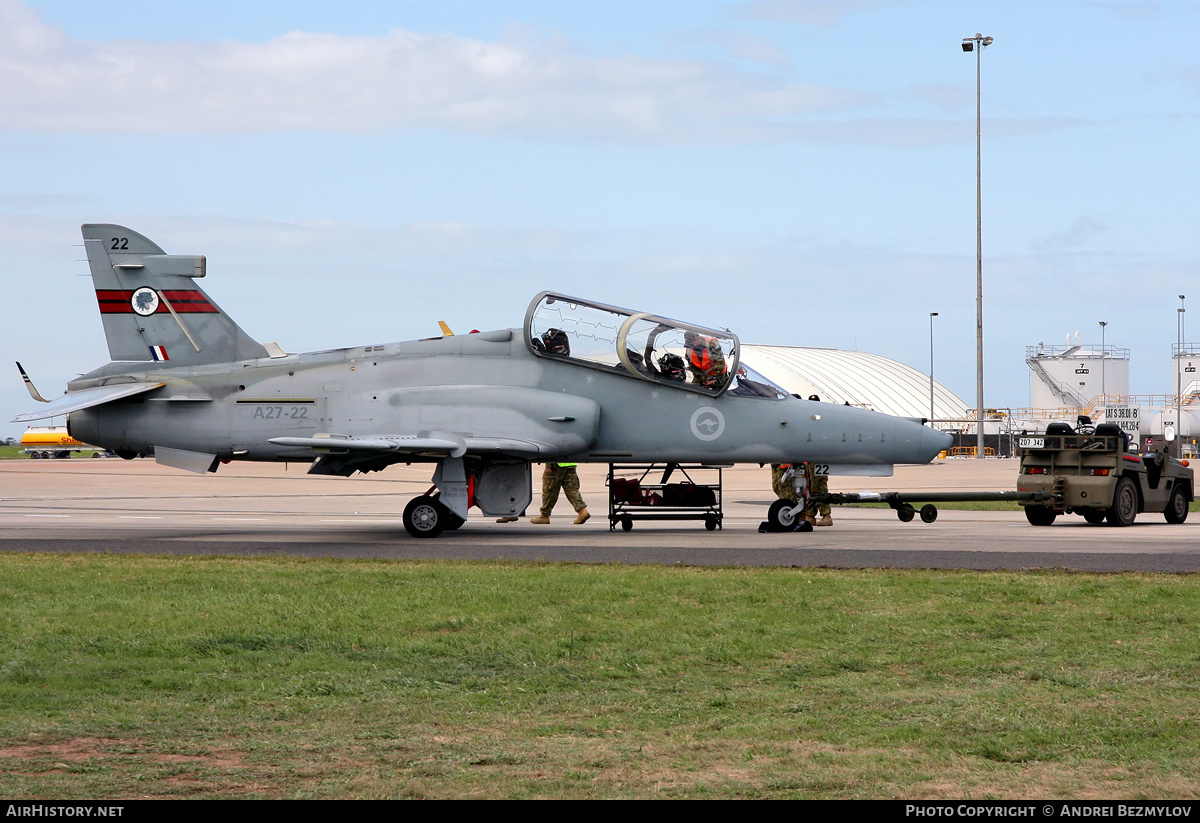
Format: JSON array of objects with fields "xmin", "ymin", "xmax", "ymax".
[{"xmin": 474, "ymin": 463, "xmax": 532, "ymax": 517}]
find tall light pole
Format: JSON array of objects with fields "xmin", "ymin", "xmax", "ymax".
[
  {"xmin": 929, "ymin": 312, "xmax": 939, "ymax": 422},
  {"xmin": 1099, "ymin": 320, "xmax": 1107, "ymax": 403},
  {"xmin": 963, "ymin": 32, "xmax": 993, "ymax": 458},
  {"xmin": 1178, "ymin": 295, "xmax": 1186, "ymax": 457}
]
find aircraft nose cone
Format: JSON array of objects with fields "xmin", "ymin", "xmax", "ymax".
[
  {"xmin": 923, "ymin": 425, "xmax": 953, "ymax": 460},
  {"xmin": 889, "ymin": 416, "xmax": 953, "ymax": 464}
]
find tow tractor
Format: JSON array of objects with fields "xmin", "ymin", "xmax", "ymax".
[
  {"xmin": 1014, "ymin": 422, "xmax": 1192, "ymax": 526},
  {"xmin": 762, "ymin": 421, "xmax": 1192, "ymax": 530}
]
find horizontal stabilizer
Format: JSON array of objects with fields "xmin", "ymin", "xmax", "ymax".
[
  {"xmin": 12, "ymin": 382, "xmax": 164, "ymax": 423},
  {"xmin": 16, "ymin": 362, "xmax": 49, "ymax": 403}
]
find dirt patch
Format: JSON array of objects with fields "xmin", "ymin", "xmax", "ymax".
[{"xmin": 0, "ymin": 736, "xmax": 246, "ymax": 770}]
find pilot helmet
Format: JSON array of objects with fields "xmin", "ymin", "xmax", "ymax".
[
  {"xmin": 808, "ymin": 394, "xmax": 820, "ymax": 402},
  {"xmin": 541, "ymin": 328, "xmax": 570, "ymax": 356},
  {"xmin": 658, "ymin": 353, "xmax": 686, "ymax": 381}
]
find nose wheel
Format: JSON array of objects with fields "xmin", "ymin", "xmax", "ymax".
[{"xmin": 766, "ymin": 498, "xmax": 814, "ymax": 532}]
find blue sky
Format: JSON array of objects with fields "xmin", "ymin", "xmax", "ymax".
[{"xmin": 2, "ymin": 0, "xmax": 1198, "ymax": 437}]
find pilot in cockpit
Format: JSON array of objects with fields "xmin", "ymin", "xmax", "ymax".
[{"xmin": 685, "ymin": 332, "xmax": 727, "ymax": 388}]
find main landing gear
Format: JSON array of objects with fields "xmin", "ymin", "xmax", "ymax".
[{"xmin": 402, "ymin": 492, "xmax": 465, "ymax": 539}]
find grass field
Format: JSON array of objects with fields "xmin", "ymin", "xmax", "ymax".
[{"xmin": 1, "ymin": 555, "xmax": 1198, "ymax": 799}]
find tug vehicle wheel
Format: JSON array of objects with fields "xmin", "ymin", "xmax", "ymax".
[
  {"xmin": 1164, "ymin": 484, "xmax": 1189, "ymax": 525},
  {"xmin": 1105, "ymin": 477, "xmax": 1138, "ymax": 527},
  {"xmin": 1024, "ymin": 506, "xmax": 1057, "ymax": 526}
]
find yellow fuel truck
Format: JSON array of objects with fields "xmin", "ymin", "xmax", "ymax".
[{"xmin": 20, "ymin": 427, "xmax": 107, "ymax": 459}]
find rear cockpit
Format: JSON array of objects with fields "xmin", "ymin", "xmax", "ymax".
[{"xmin": 524, "ymin": 292, "xmax": 787, "ymax": 400}]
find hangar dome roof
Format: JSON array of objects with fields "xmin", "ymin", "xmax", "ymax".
[{"xmin": 739, "ymin": 345, "xmax": 969, "ymax": 420}]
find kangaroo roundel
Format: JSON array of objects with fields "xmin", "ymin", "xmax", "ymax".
[{"xmin": 690, "ymin": 407, "xmax": 725, "ymax": 441}]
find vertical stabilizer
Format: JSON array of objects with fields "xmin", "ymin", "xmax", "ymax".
[{"xmin": 82, "ymin": 224, "xmax": 268, "ymax": 366}]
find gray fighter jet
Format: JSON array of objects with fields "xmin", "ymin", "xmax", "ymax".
[{"xmin": 14, "ymin": 224, "xmax": 951, "ymax": 536}]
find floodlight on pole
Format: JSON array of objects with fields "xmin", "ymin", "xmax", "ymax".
[
  {"xmin": 1099, "ymin": 321, "xmax": 1108, "ymax": 402},
  {"xmin": 962, "ymin": 32, "xmax": 993, "ymax": 458},
  {"xmin": 929, "ymin": 312, "xmax": 939, "ymax": 422}
]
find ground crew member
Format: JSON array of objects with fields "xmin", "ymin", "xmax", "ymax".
[
  {"xmin": 805, "ymin": 394, "xmax": 833, "ymax": 527},
  {"xmin": 770, "ymin": 462, "xmax": 816, "ymax": 528},
  {"xmin": 530, "ymin": 462, "xmax": 590, "ymax": 524},
  {"xmin": 770, "ymin": 463, "xmax": 796, "ymax": 501}
]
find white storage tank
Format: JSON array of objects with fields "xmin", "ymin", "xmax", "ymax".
[
  {"xmin": 1027, "ymin": 337, "xmax": 1129, "ymax": 409},
  {"xmin": 1172, "ymin": 344, "xmax": 1200, "ymax": 404}
]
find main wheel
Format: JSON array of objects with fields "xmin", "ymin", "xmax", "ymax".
[
  {"xmin": 621, "ymin": 515, "xmax": 633, "ymax": 532},
  {"xmin": 768, "ymin": 498, "xmax": 799, "ymax": 530},
  {"xmin": 1024, "ymin": 506, "xmax": 1057, "ymax": 526},
  {"xmin": 1082, "ymin": 509, "xmax": 1106, "ymax": 525},
  {"xmin": 403, "ymin": 495, "xmax": 446, "ymax": 538},
  {"xmin": 1105, "ymin": 477, "xmax": 1138, "ymax": 527},
  {"xmin": 896, "ymin": 505, "xmax": 915, "ymax": 523},
  {"xmin": 919, "ymin": 504, "xmax": 938, "ymax": 524},
  {"xmin": 1164, "ymin": 484, "xmax": 1190, "ymax": 525}
]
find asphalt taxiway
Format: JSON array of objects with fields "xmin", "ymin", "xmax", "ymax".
[{"xmin": 1, "ymin": 458, "xmax": 1197, "ymax": 572}]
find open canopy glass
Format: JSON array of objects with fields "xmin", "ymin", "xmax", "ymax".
[{"xmin": 525, "ymin": 292, "xmax": 783, "ymax": 399}]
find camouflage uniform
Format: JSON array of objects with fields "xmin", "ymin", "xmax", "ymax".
[
  {"xmin": 770, "ymin": 463, "xmax": 797, "ymax": 501},
  {"xmin": 540, "ymin": 463, "xmax": 587, "ymax": 517},
  {"xmin": 687, "ymin": 336, "xmax": 728, "ymax": 388},
  {"xmin": 805, "ymin": 466, "xmax": 831, "ymax": 520}
]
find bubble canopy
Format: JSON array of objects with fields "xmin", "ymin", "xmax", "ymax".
[{"xmin": 524, "ymin": 292, "xmax": 768, "ymax": 398}]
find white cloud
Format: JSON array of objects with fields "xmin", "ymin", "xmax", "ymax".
[{"xmin": 0, "ymin": 0, "xmax": 869, "ymax": 143}]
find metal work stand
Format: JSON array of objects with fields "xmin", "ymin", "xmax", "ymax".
[{"xmin": 607, "ymin": 463, "xmax": 724, "ymax": 532}]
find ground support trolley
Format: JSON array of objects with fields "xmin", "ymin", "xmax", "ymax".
[{"xmin": 607, "ymin": 463, "xmax": 725, "ymax": 531}]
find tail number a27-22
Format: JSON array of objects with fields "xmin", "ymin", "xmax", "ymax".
[{"xmin": 252, "ymin": 406, "xmax": 308, "ymax": 420}]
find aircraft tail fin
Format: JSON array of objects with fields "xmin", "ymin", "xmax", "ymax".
[{"xmin": 82, "ymin": 224, "xmax": 268, "ymax": 367}]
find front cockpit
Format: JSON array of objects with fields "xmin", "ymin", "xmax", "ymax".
[{"xmin": 524, "ymin": 292, "xmax": 788, "ymax": 400}]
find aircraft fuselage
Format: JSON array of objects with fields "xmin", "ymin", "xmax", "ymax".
[{"xmin": 68, "ymin": 327, "xmax": 948, "ymax": 468}]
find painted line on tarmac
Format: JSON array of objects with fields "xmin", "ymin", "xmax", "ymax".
[{"xmin": 319, "ymin": 518, "xmax": 404, "ymax": 524}]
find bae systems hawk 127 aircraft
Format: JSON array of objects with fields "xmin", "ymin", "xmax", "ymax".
[{"xmin": 14, "ymin": 224, "xmax": 952, "ymax": 537}]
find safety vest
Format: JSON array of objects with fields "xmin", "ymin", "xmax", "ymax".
[{"xmin": 689, "ymin": 339, "xmax": 714, "ymax": 371}]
